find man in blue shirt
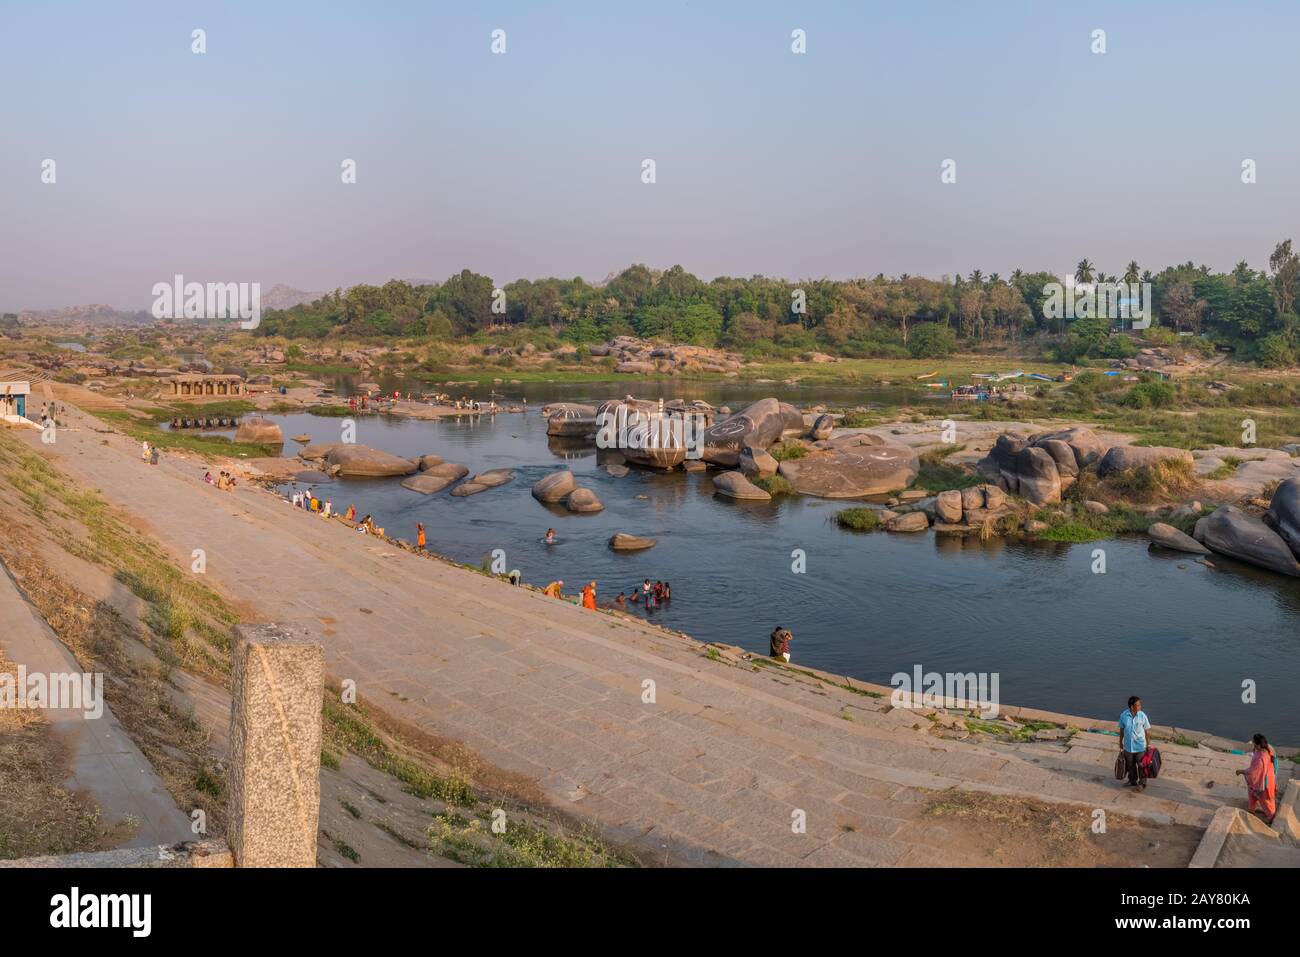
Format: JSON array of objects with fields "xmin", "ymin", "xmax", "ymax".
[{"xmin": 1118, "ymin": 696, "xmax": 1151, "ymax": 790}]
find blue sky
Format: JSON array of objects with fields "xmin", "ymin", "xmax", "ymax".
[{"xmin": 2, "ymin": 0, "xmax": 1297, "ymax": 309}]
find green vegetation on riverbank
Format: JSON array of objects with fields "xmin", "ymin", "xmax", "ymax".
[{"xmin": 94, "ymin": 409, "xmax": 276, "ymax": 459}]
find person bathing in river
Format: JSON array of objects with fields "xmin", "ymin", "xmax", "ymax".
[
  {"xmin": 612, "ymin": 592, "xmax": 626, "ymax": 609},
  {"xmin": 769, "ymin": 626, "xmax": 792, "ymax": 662},
  {"xmin": 1236, "ymin": 733, "xmax": 1277, "ymax": 824},
  {"xmin": 581, "ymin": 581, "xmax": 597, "ymax": 610},
  {"xmin": 1118, "ymin": 696, "xmax": 1151, "ymax": 791},
  {"xmin": 661, "ymin": 581, "xmax": 671, "ymax": 600},
  {"xmin": 544, "ymin": 528, "xmax": 556, "ymax": 545}
]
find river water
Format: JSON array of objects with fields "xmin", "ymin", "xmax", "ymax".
[{"xmin": 222, "ymin": 376, "xmax": 1298, "ymax": 742}]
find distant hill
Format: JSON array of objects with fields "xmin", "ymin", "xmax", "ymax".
[
  {"xmin": 16, "ymin": 304, "xmax": 151, "ymax": 327},
  {"xmin": 259, "ymin": 284, "xmax": 324, "ymax": 311}
]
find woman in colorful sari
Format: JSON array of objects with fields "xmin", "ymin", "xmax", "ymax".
[
  {"xmin": 1235, "ymin": 733, "xmax": 1277, "ymax": 824},
  {"xmin": 581, "ymin": 581, "xmax": 597, "ymax": 610}
]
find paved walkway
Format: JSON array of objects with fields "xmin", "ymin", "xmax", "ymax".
[
  {"xmin": 0, "ymin": 556, "xmax": 193, "ymax": 847},
  {"xmin": 21, "ymin": 406, "xmax": 1291, "ymax": 865}
]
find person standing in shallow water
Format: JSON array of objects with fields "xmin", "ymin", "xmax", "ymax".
[
  {"xmin": 1118, "ymin": 696, "xmax": 1151, "ymax": 790},
  {"xmin": 769, "ymin": 626, "xmax": 792, "ymax": 662},
  {"xmin": 1236, "ymin": 733, "xmax": 1277, "ymax": 824},
  {"xmin": 416, "ymin": 522, "xmax": 426, "ymax": 551}
]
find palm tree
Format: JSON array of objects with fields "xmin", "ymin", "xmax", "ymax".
[
  {"xmin": 1124, "ymin": 261, "xmax": 1140, "ymax": 284},
  {"xmin": 968, "ymin": 269, "xmax": 984, "ymax": 288},
  {"xmin": 1075, "ymin": 259, "xmax": 1095, "ymax": 285}
]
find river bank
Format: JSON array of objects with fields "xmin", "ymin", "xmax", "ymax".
[{"xmin": 7, "ymin": 404, "xmax": 1293, "ymax": 866}]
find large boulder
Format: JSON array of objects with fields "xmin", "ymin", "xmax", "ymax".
[
  {"xmin": 532, "ymin": 469, "xmax": 577, "ymax": 502},
  {"xmin": 1199, "ymin": 505, "xmax": 1300, "ymax": 577},
  {"xmin": 546, "ymin": 404, "xmax": 598, "ymax": 438},
  {"xmin": 781, "ymin": 433, "xmax": 920, "ymax": 499},
  {"xmin": 738, "ymin": 446, "xmax": 778, "ymax": 478},
  {"xmin": 810, "ymin": 414, "xmax": 834, "ymax": 440},
  {"xmin": 1038, "ymin": 439, "xmax": 1079, "ymax": 479},
  {"xmin": 424, "ymin": 462, "xmax": 469, "ymax": 481},
  {"xmin": 778, "ymin": 403, "xmax": 806, "ymax": 436},
  {"xmin": 981, "ymin": 484, "xmax": 1007, "ymax": 510},
  {"xmin": 1264, "ymin": 478, "xmax": 1300, "ymax": 559},
  {"xmin": 235, "ymin": 417, "xmax": 283, "ymax": 445},
  {"xmin": 935, "ymin": 490, "xmax": 964, "ymax": 524},
  {"xmin": 981, "ymin": 432, "xmax": 1030, "ymax": 491},
  {"xmin": 325, "ymin": 445, "xmax": 418, "ymax": 477},
  {"xmin": 1147, "ymin": 522, "xmax": 1210, "ymax": 555},
  {"xmin": 1014, "ymin": 447, "xmax": 1061, "ymax": 506},
  {"xmin": 401, "ymin": 473, "xmax": 456, "ymax": 495},
  {"xmin": 701, "ymin": 398, "xmax": 787, "ymax": 466},
  {"xmin": 712, "ymin": 471, "xmax": 772, "ymax": 501},
  {"xmin": 565, "ymin": 487, "xmax": 605, "ymax": 513},
  {"xmin": 960, "ymin": 486, "xmax": 984, "ymax": 512},
  {"xmin": 416, "ymin": 454, "xmax": 445, "ymax": 471},
  {"xmin": 1097, "ymin": 445, "xmax": 1194, "ymax": 477},
  {"xmin": 1029, "ymin": 427, "xmax": 1106, "ymax": 469},
  {"xmin": 609, "ymin": 533, "xmax": 656, "ymax": 551}
]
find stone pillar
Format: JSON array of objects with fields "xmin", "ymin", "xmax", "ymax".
[{"xmin": 227, "ymin": 623, "xmax": 324, "ymax": 868}]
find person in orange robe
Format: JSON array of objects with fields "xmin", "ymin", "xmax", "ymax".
[{"xmin": 1237, "ymin": 733, "xmax": 1277, "ymax": 824}]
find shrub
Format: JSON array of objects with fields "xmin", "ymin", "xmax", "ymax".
[
  {"xmin": 770, "ymin": 441, "xmax": 807, "ymax": 461},
  {"xmin": 836, "ymin": 507, "xmax": 880, "ymax": 531},
  {"xmin": 906, "ymin": 323, "xmax": 957, "ymax": 359},
  {"xmin": 1121, "ymin": 380, "xmax": 1176, "ymax": 409}
]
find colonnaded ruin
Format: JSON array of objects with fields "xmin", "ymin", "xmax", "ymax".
[{"xmin": 168, "ymin": 373, "xmax": 245, "ymax": 397}]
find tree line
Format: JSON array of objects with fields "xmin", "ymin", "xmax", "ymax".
[{"xmin": 256, "ymin": 240, "xmax": 1300, "ymax": 366}]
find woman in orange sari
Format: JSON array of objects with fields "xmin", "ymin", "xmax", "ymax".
[
  {"xmin": 1236, "ymin": 733, "xmax": 1277, "ymax": 824},
  {"xmin": 581, "ymin": 581, "xmax": 597, "ymax": 610}
]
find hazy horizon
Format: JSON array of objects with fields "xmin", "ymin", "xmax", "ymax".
[{"xmin": 4, "ymin": 0, "xmax": 1298, "ymax": 311}]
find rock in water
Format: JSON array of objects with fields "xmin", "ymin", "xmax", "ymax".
[
  {"xmin": 565, "ymin": 487, "xmax": 605, "ymax": 512},
  {"xmin": 401, "ymin": 473, "xmax": 455, "ymax": 494},
  {"xmin": 292, "ymin": 434, "xmax": 311, "ymax": 444},
  {"xmin": 738, "ymin": 446, "xmax": 779, "ymax": 478},
  {"xmin": 325, "ymin": 445, "xmax": 418, "ymax": 477},
  {"xmin": 609, "ymin": 533, "xmax": 657, "ymax": 551},
  {"xmin": 416, "ymin": 454, "xmax": 444, "ymax": 471},
  {"xmin": 469, "ymin": 468, "xmax": 513, "ymax": 488},
  {"xmin": 1200, "ymin": 505, "xmax": 1300, "ymax": 577},
  {"xmin": 235, "ymin": 417, "xmax": 284, "ymax": 445},
  {"xmin": 886, "ymin": 511, "xmax": 930, "ymax": 532},
  {"xmin": 425, "ymin": 462, "xmax": 469, "ymax": 480},
  {"xmin": 1147, "ymin": 522, "xmax": 1210, "ymax": 555},
  {"xmin": 712, "ymin": 471, "xmax": 772, "ymax": 501},
  {"xmin": 810, "ymin": 414, "xmax": 834, "ymax": 440},
  {"xmin": 450, "ymin": 482, "xmax": 488, "ymax": 497},
  {"xmin": 960, "ymin": 486, "xmax": 984, "ymax": 511},
  {"xmin": 532, "ymin": 469, "xmax": 576, "ymax": 502},
  {"xmin": 1264, "ymin": 478, "xmax": 1300, "ymax": 559},
  {"xmin": 1097, "ymin": 445, "xmax": 1194, "ymax": 477},
  {"xmin": 701, "ymin": 398, "xmax": 786, "ymax": 466},
  {"xmin": 782, "ymin": 433, "xmax": 919, "ymax": 498},
  {"xmin": 546, "ymin": 404, "xmax": 597, "ymax": 438}
]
